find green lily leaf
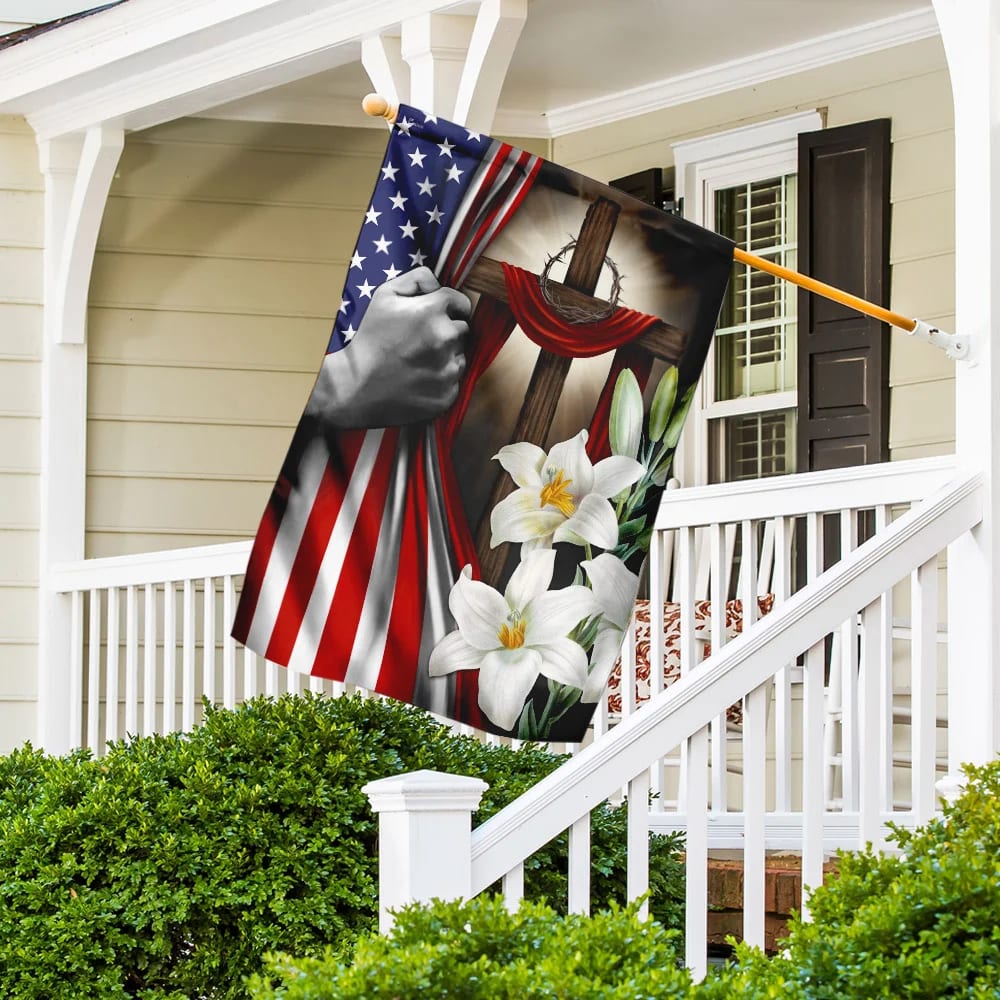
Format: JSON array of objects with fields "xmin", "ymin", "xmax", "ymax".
[
  {"xmin": 648, "ymin": 365, "xmax": 678, "ymax": 442},
  {"xmin": 618, "ymin": 515, "xmax": 648, "ymax": 540},
  {"xmin": 517, "ymin": 699, "xmax": 539, "ymax": 740}
]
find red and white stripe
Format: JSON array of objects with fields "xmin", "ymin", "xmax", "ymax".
[{"xmin": 235, "ymin": 142, "xmax": 540, "ymax": 708}]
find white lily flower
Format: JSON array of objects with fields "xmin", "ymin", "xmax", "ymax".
[
  {"xmin": 428, "ymin": 549, "xmax": 599, "ymax": 731},
  {"xmin": 489, "ymin": 430, "xmax": 644, "ymax": 552},
  {"xmin": 580, "ymin": 553, "xmax": 640, "ymax": 703}
]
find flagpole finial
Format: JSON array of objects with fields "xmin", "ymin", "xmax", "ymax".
[{"xmin": 362, "ymin": 93, "xmax": 398, "ymax": 124}]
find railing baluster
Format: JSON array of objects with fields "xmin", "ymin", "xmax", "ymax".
[
  {"xmin": 648, "ymin": 528, "xmax": 665, "ymax": 811},
  {"xmin": 567, "ymin": 814, "xmax": 590, "ymax": 915},
  {"xmin": 679, "ymin": 522, "xmax": 708, "ymax": 974},
  {"xmin": 243, "ymin": 643, "xmax": 257, "ymax": 702},
  {"xmin": 678, "ymin": 525, "xmax": 696, "ymax": 805},
  {"xmin": 709, "ymin": 521, "xmax": 727, "ymax": 813},
  {"xmin": 182, "ymin": 579, "xmax": 195, "ymax": 731},
  {"xmin": 143, "ymin": 583, "xmax": 156, "ymax": 736},
  {"xmin": 875, "ymin": 505, "xmax": 895, "ymax": 812},
  {"xmin": 286, "ymin": 668, "xmax": 302, "ymax": 695},
  {"xmin": 105, "ymin": 586, "xmax": 119, "ymax": 746},
  {"xmin": 202, "ymin": 576, "xmax": 215, "ymax": 708},
  {"xmin": 70, "ymin": 590, "xmax": 83, "ymax": 749},
  {"xmin": 801, "ymin": 512, "xmax": 825, "ymax": 920},
  {"xmin": 622, "ymin": 614, "xmax": 637, "ymax": 720},
  {"xmin": 592, "ymin": 676, "xmax": 608, "ymax": 740},
  {"xmin": 773, "ymin": 515, "xmax": 793, "ymax": 812},
  {"xmin": 911, "ymin": 555, "xmax": 939, "ymax": 823},
  {"xmin": 125, "ymin": 585, "xmax": 138, "ymax": 737},
  {"xmin": 309, "ymin": 674, "xmax": 324, "ymax": 694},
  {"xmin": 740, "ymin": 519, "xmax": 766, "ymax": 947},
  {"xmin": 684, "ymin": 724, "xmax": 709, "ymax": 978},
  {"xmin": 839, "ymin": 508, "xmax": 860, "ymax": 812},
  {"xmin": 502, "ymin": 862, "xmax": 524, "ymax": 912},
  {"xmin": 859, "ymin": 598, "xmax": 883, "ymax": 847},
  {"xmin": 222, "ymin": 576, "xmax": 237, "ymax": 710},
  {"xmin": 87, "ymin": 589, "xmax": 101, "ymax": 754},
  {"xmin": 163, "ymin": 582, "xmax": 176, "ymax": 734},
  {"xmin": 743, "ymin": 682, "xmax": 768, "ymax": 949},
  {"xmin": 627, "ymin": 768, "xmax": 650, "ymax": 919},
  {"xmin": 265, "ymin": 659, "xmax": 279, "ymax": 698}
]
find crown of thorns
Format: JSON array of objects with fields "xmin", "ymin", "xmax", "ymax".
[{"xmin": 539, "ymin": 237, "xmax": 623, "ymax": 324}]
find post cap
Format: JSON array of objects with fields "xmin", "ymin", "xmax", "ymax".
[{"xmin": 363, "ymin": 769, "xmax": 490, "ymax": 813}]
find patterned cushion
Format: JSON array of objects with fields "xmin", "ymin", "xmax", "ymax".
[{"xmin": 606, "ymin": 595, "xmax": 776, "ymax": 725}]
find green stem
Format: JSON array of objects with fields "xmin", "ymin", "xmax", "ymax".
[
  {"xmin": 584, "ymin": 543, "xmax": 594, "ymax": 562},
  {"xmin": 535, "ymin": 685, "xmax": 562, "ymax": 734}
]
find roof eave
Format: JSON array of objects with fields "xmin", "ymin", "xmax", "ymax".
[{"xmin": 0, "ymin": 0, "xmax": 463, "ymax": 139}]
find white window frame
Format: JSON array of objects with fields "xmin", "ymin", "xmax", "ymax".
[{"xmin": 671, "ymin": 110, "xmax": 822, "ymax": 487}]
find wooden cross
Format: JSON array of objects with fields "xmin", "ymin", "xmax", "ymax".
[{"xmin": 458, "ymin": 195, "xmax": 688, "ymax": 585}]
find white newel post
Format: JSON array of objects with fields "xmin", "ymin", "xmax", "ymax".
[
  {"xmin": 934, "ymin": 0, "xmax": 1000, "ymax": 798},
  {"xmin": 363, "ymin": 770, "xmax": 489, "ymax": 933}
]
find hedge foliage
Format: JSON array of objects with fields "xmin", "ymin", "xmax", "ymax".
[
  {"xmin": 0, "ymin": 693, "xmax": 683, "ymax": 999},
  {"xmin": 250, "ymin": 758, "xmax": 1000, "ymax": 1000},
  {"xmin": 743, "ymin": 757, "xmax": 1000, "ymax": 998},
  {"xmin": 250, "ymin": 897, "xmax": 695, "ymax": 999}
]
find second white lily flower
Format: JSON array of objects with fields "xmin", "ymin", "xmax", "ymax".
[
  {"xmin": 490, "ymin": 429, "xmax": 644, "ymax": 553},
  {"xmin": 428, "ymin": 549, "xmax": 600, "ymax": 731}
]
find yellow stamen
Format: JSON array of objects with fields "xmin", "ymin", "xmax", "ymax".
[
  {"xmin": 539, "ymin": 469, "xmax": 576, "ymax": 517},
  {"xmin": 498, "ymin": 617, "xmax": 526, "ymax": 650}
]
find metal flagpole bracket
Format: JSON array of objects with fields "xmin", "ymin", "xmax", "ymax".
[{"xmin": 907, "ymin": 318, "xmax": 970, "ymax": 362}]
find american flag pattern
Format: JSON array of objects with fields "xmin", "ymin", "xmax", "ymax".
[{"xmin": 233, "ymin": 105, "xmax": 541, "ymax": 716}]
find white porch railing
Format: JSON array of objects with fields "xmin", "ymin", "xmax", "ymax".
[
  {"xmin": 49, "ymin": 540, "xmax": 353, "ymax": 754},
  {"xmin": 49, "ymin": 456, "xmax": 979, "ymax": 975},
  {"xmin": 361, "ymin": 458, "xmax": 981, "ymax": 978}
]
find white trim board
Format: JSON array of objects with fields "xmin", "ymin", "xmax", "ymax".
[
  {"xmin": 536, "ymin": 7, "xmax": 939, "ymax": 138},
  {"xmin": 198, "ymin": 7, "xmax": 938, "ymax": 138}
]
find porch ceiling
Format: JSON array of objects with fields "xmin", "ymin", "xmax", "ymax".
[{"xmin": 0, "ymin": 0, "xmax": 936, "ymax": 140}]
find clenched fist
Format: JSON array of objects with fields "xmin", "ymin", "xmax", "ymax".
[{"xmin": 305, "ymin": 267, "xmax": 472, "ymax": 430}]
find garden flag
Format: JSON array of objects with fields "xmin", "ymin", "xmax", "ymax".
[{"xmin": 233, "ymin": 104, "xmax": 733, "ymax": 741}]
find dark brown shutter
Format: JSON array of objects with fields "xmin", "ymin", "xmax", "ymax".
[
  {"xmin": 797, "ymin": 119, "xmax": 891, "ymax": 472},
  {"xmin": 610, "ymin": 168, "xmax": 663, "ymax": 208}
]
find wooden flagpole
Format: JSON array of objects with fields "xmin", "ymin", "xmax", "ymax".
[
  {"xmin": 361, "ymin": 93, "xmax": 968, "ymax": 360},
  {"xmin": 733, "ymin": 246, "xmax": 910, "ymax": 330}
]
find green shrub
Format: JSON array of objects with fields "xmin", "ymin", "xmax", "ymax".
[
  {"xmin": 248, "ymin": 896, "xmax": 697, "ymax": 999},
  {"xmin": 739, "ymin": 758, "xmax": 1000, "ymax": 999},
  {"xmin": 246, "ymin": 758, "xmax": 1000, "ymax": 1000},
  {"xmin": 0, "ymin": 694, "xmax": 683, "ymax": 999}
]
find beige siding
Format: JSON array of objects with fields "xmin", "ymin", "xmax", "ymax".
[
  {"xmin": 0, "ymin": 118, "xmax": 42, "ymax": 753},
  {"xmin": 86, "ymin": 119, "xmax": 388, "ymax": 554},
  {"xmin": 552, "ymin": 36, "xmax": 956, "ymax": 463}
]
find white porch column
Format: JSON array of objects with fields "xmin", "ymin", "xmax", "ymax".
[
  {"xmin": 934, "ymin": 0, "xmax": 1000, "ymax": 794},
  {"xmin": 363, "ymin": 769, "xmax": 489, "ymax": 933},
  {"xmin": 36, "ymin": 125, "xmax": 123, "ymax": 753},
  {"xmin": 363, "ymin": 0, "xmax": 526, "ymax": 132}
]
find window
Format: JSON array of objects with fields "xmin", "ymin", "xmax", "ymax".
[
  {"xmin": 670, "ymin": 111, "xmax": 821, "ymax": 488},
  {"xmin": 709, "ymin": 173, "xmax": 798, "ymax": 482}
]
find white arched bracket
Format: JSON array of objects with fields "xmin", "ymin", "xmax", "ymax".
[
  {"xmin": 363, "ymin": 0, "xmax": 526, "ymax": 132},
  {"xmin": 35, "ymin": 124, "xmax": 123, "ymax": 754},
  {"xmin": 40, "ymin": 124, "xmax": 124, "ymax": 345},
  {"xmin": 361, "ymin": 33, "xmax": 409, "ymax": 109},
  {"xmin": 452, "ymin": 0, "xmax": 527, "ymax": 133}
]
